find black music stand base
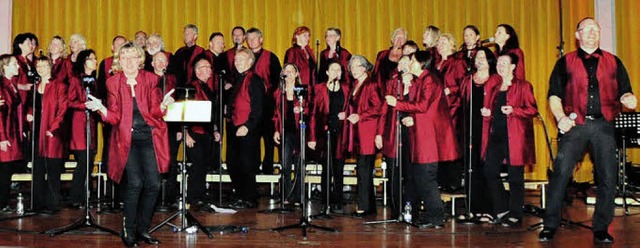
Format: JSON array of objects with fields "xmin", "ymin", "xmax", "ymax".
[
  {"xmin": 45, "ymin": 211, "xmax": 118, "ymax": 237},
  {"xmin": 271, "ymin": 216, "xmax": 337, "ymax": 240},
  {"xmin": 150, "ymin": 207, "xmax": 213, "ymax": 238}
]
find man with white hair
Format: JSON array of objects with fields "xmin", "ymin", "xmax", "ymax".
[{"xmin": 144, "ymin": 33, "xmax": 172, "ymax": 72}]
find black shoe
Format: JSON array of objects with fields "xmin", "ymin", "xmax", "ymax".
[
  {"xmin": 138, "ymin": 231, "xmax": 160, "ymax": 245},
  {"xmin": 330, "ymin": 204, "xmax": 344, "ymax": 214},
  {"xmin": 538, "ymin": 228, "xmax": 556, "ymax": 242},
  {"xmin": 67, "ymin": 202, "xmax": 83, "ymax": 210},
  {"xmin": 593, "ymin": 231, "xmax": 614, "ymax": 244},
  {"xmin": 120, "ymin": 232, "xmax": 138, "ymax": 247},
  {"xmin": 500, "ymin": 217, "xmax": 522, "ymax": 227},
  {"xmin": 230, "ymin": 199, "xmax": 257, "ymax": 209},
  {"xmin": 416, "ymin": 221, "xmax": 444, "ymax": 229},
  {"xmin": 351, "ymin": 210, "xmax": 375, "ymax": 218}
]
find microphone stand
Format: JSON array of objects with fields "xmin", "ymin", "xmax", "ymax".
[
  {"xmin": 457, "ymin": 64, "xmax": 480, "ymax": 225},
  {"xmin": 217, "ymin": 71, "xmax": 224, "ymax": 207},
  {"xmin": 46, "ymin": 84, "xmax": 118, "ymax": 237},
  {"xmin": 271, "ymin": 93, "xmax": 337, "ymax": 239},
  {"xmin": 556, "ymin": 0, "xmax": 565, "ymax": 58},
  {"xmin": 261, "ymin": 76, "xmax": 293, "ymax": 214},
  {"xmin": 365, "ymin": 74, "xmax": 415, "ymax": 227},
  {"xmin": 157, "ymin": 71, "xmax": 170, "ymax": 212},
  {"xmin": 311, "ymin": 81, "xmax": 346, "ymax": 219}
]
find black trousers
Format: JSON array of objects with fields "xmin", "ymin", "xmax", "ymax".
[
  {"xmin": 0, "ymin": 161, "xmax": 19, "ymax": 208},
  {"xmin": 483, "ymin": 133, "xmax": 525, "ymax": 218},
  {"xmin": 226, "ymin": 124, "xmax": 259, "ymax": 202},
  {"xmin": 356, "ymin": 154, "xmax": 376, "ymax": 212},
  {"xmin": 320, "ymin": 131, "xmax": 345, "ymax": 205},
  {"xmin": 280, "ymin": 131, "xmax": 301, "ymax": 202},
  {"xmin": 544, "ymin": 118, "xmax": 617, "ymax": 232},
  {"xmin": 122, "ymin": 131, "xmax": 161, "ymax": 235},
  {"xmin": 69, "ymin": 150, "xmax": 95, "ymax": 204},
  {"xmin": 185, "ymin": 132, "xmax": 213, "ymax": 203},
  {"xmin": 414, "ymin": 163, "xmax": 444, "ymax": 224},
  {"xmin": 33, "ymin": 157, "xmax": 65, "ymax": 211}
]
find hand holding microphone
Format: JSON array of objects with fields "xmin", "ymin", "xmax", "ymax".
[{"xmin": 558, "ymin": 112, "xmax": 577, "ymax": 134}]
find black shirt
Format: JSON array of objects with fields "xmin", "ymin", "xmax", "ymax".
[
  {"xmin": 328, "ymin": 86, "xmax": 344, "ymax": 133},
  {"xmin": 132, "ymin": 97, "xmax": 151, "ymax": 132}
]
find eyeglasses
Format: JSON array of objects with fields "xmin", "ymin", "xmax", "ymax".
[{"xmin": 578, "ymin": 26, "xmax": 600, "ymax": 33}]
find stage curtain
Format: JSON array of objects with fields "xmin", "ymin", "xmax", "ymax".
[
  {"xmin": 12, "ymin": 0, "xmax": 596, "ymax": 180},
  {"xmin": 617, "ymin": 0, "xmax": 640, "ymax": 165}
]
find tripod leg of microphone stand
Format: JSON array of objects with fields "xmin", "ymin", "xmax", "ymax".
[
  {"xmin": 45, "ymin": 217, "xmax": 84, "ymax": 236},
  {"xmin": 527, "ymin": 222, "xmax": 544, "ymax": 231},
  {"xmin": 184, "ymin": 211, "xmax": 213, "ymax": 238},
  {"xmin": 149, "ymin": 210, "xmax": 181, "ymax": 233}
]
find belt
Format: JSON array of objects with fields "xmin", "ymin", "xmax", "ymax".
[
  {"xmin": 585, "ymin": 115, "xmax": 602, "ymax": 120},
  {"xmin": 131, "ymin": 127, "xmax": 152, "ymax": 133}
]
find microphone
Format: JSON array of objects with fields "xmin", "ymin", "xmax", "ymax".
[
  {"xmin": 82, "ymin": 75, "xmax": 96, "ymax": 87},
  {"xmin": 480, "ymin": 37, "xmax": 495, "ymax": 44},
  {"xmin": 39, "ymin": 49, "xmax": 44, "ymax": 57},
  {"xmin": 280, "ymin": 73, "xmax": 288, "ymax": 80},
  {"xmin": 162, "ymin": 68, "xmax": 167, "ymax": 74},
  {"xmin": 235, "ymin": 41, "xmax": 241, "ymax": 50},
  {"xmin": 559, "ymin": 112, "xmax": 578, "ymax": 134},
  {"xmin": 316, "ymin": 39, "xmax": 320, "ymax": 47}
]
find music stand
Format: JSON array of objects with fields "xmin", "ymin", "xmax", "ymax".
[
  {"xmin": 149, "ymin": 95, "xmax": 213, "ymax": 239},
  {"xmin": 614, "ymin": 113, "xmax": 640, "ymax": 215},
  {"xmin": 46, "ymin": 83, "xmax": 118, "ymax": 237},
  {"xmin": 271, "ymin": 88, "xmax": 337, "ymax": 239}
]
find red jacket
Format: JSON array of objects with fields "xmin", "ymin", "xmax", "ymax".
[
  {"xmin": 175, "ymin": 45, "xmax": 205, "ymax": 84},
  {"xmin": 189, "ymin": 78, "xmax": 217, "ymax": 134},
  {"xmin": 272, "ymin": 87, "xmax": 308, "ymax": 134},
  {"xmin": 67, "ymin": 74, "xmax": 98, "ymax": 150},
  {"xmin": 481, "ymin": 77, "xmax": 538, "ymax": 166},
  {"xmin": 395, "ymin": 70, "xmax": 459, "ymax": 164},
  {"xmin": 437, "ymin": 56, "xmax": 466, "ymax": 119},
  {"xmin": 377, "ymin": 72, "xmax": 407, "ymax": 158},
  {"xmin": 284, "ymin": 45, "xmax": 316, "ymax": 86},
  {"xmin": 101, "ymin": 71, "xmax": 170, "ymax": 183},
  {"xmin": 51, "ymin": 57, "xmax": 69, "ymax": 82},
  {"xmin": 309, "ymin": 81, "xmax": 350, "ymax": 149},
  {"xmin": 341, "ymin": 77, "xmax": 382, "ymax": 157},
  {"xmin": 33, "ymin": 79, "xmax": 68, "ymax": 158},
  {"xmin": 0, "ymin": 77, "xmax": 23, "ymax": 162},
  {"xmin": 318, "ymin": 48, "xmax": 352, "ymax": 85}
]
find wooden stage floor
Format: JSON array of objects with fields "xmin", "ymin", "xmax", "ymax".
[{"xmin": 1, "ymin": 194, "xmax": 639, "ymax": 247}]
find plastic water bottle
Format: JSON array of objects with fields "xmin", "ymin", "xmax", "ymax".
[
  {"xmin": 16, "ymin": 193, "xmax": 24, "ymax": 215},
  {"xmin": 403, "ymin": 202, "xmax": 412, "ymax": 223}
]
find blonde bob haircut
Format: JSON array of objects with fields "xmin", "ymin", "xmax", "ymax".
[
  {"xmin": 111, "ymin": 42, "xmax": 145, "ymax": 73},
  {"xmin": 439, "ymin": 33, "xmax": 458, "ymax": 54}
]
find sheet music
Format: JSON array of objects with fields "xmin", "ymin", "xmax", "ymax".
[{"xmin": 164, "ymin": 100, "xmax": 212, "ymax": 123}]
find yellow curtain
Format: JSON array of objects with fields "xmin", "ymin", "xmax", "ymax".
[
  {"xmin": 617, "ymin": 0, "xmax": 640, "ymax": 164},
  {"xmin": 13, "ymin": 0, "xmax": 599, "ymax": 180}
]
